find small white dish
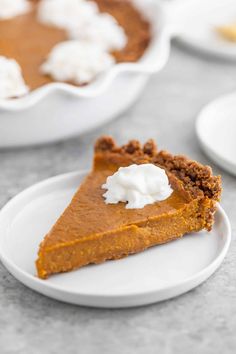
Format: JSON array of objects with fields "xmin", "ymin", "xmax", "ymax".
[
  {"xmin": 0, "ymin": 171, "xmax": 231, "ymax": 308},
  {"xmin": 2, "ymin": 0, "xmax": 236, "ymax": 148},
  {"xmin": 196, "ymin": 91, "xmax": 236, "ymax": 176},
  {"xmin": 172, "ymin": 0, "xmax": 236, "ymax": 60}
]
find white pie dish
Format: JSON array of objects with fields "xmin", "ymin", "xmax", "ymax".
[
  {"xmin": 2, "ymin": 0, "xmax": 235, "ymax": 148},
  {"xmin": 196, "ymin": 91, "xmax": 236, "ymax": 176},
  {"xmin": 0, "ymin": 0, "xmax": 172, "ymax": 148}
]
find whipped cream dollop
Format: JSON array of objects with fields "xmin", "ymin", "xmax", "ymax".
[
  {"xmin": 68, "ymin": 12, "xmax": 127, "ymax": 51},
  {"xmin": 0, "ymin": 0, "xmax": 31, "ymax": 20},
  {"xmin": 102, "ymin": 164, "xmax": 173, "ymax": 209},
  {"xmin": 0, "ymin": 56, "xmax": 29, "ymax": 99},
  {"xmin": 38, "ymin": 0, "xmax": 97, "ymax": 30},
  {"xmin": 38, "ymin": 0, "xmax": 127, "ymax": 51},
  {"xmin": 41, "ymin": 40, "xmax": 115, "ymax": 85}
]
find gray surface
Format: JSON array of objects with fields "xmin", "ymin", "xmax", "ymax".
[{"xmin": 0, "ymin": 45, "xmax": 236, "ymax": 354}]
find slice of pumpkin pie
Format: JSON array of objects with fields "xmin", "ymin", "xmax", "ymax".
[{"xmin": 36, "ymin": 136, "xmax": 222, "ymax": 279}]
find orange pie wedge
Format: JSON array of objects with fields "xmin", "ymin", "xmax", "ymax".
[{"xmin": 36, "ymin": 137, "xmax": 222, "ymax": 279}]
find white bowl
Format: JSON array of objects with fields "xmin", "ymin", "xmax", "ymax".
[{"xmin": 0, "ymin": 0, "xmax": 172, "ymax": 148}]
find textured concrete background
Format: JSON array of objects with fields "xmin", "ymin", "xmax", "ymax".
[{"xmin": 0, "ymin": 45, "xmax": 236, "ymax": 354}]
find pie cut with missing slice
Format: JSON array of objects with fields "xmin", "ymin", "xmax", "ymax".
[{"xmin": 36, "ymin": 137, "xmax": 222, "ymax": 279}]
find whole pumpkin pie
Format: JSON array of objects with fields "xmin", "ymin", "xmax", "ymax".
[
  {"xmin": 0, "ymin": 0, "xmax": 151, "ymax": 91},
  {"xmin": 36, "ymin": 137, "xmax": 222, "ymax": 279}
]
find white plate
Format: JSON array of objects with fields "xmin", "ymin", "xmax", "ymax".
[
  {"xmin": 169, "ymin": 0, "xmax": 236, "ymax": 60},
  {"xmin": 196, "ymin": 91, "xmax": 236, "ymax": 176},
  {"xmin": 0, "ymin": 171, "xmax": 231, "ymax": 308}
]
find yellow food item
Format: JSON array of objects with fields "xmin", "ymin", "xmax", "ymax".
[{"xmin": 216, "ymin": 24, "xmax": 236, "ymax": 42}]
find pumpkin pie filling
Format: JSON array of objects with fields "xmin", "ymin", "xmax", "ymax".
[
  {"xmin": 0, "ymin": 0, "xmax": 151, "ymax": 90},
  {"xmin": 36, "ymin": 137, "xmax": 222, "ymax": 279}
]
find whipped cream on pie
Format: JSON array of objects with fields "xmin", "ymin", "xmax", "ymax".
[
  {"xmin": 41, "ymin": 40, "xmax": 115, "ymax": 85},
  {"xmin": 0, "ymin": 56, "xmax": 29, "ymax": 99},
  {"xmin": 38, "ymin": 0, "xmax": 127, "ymax": 51},
  {"xmin": 69, "ymin": 12, "xmax": 127, "ymax": 51},
  {"xmin": 38, "ymin": 0, "xmax": 97, "ymax": 31},
  {"xmin": 39, "ymin": 0, "xmax": 126, "ymax": 84},
  {"xmin": 102, "ymin": 164, "xmax": 173, "ymax": 209},
  {"xmin": 0, "ymin": 0, "xmax": 31, "ymax": 20}
]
